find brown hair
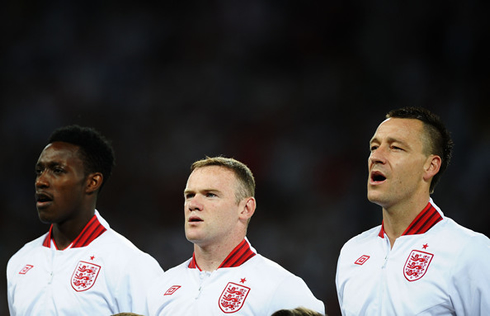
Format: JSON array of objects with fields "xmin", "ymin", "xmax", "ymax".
[{"xmin": 191, "ymin": 156, "xmax": 255, "ymax": 203}]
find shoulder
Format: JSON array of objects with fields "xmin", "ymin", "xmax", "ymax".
[
  {"xmin": 96, "ymin": 229, "xmax": 148, "ymax": 254},
  {"xmin": 246, "ymin": 254, "xmax": 309, "ymax": 286},
  {"xmin": 92, "ymin": 212, "xmax": 145, "ymax": 252},
  {"xmin": 248, "ymin": 255, "xmax": 325, "ymax": 313},
  {"xmin": 159, "ymin": 259, "xmax": 191, "ymax": 278},
  {"xmin": 7, "ymin": 234, "xmax": 48, "ymax": 276},
  {"xmin": 429, "ymin": 200, "xmax": 489, "ymax": 248},
  {"xmin": 436, "ymin": 218, "xmax": 489, "ymax": 246},
  {"xmin": 8, "ymin": 234, "xmax": 47, "ymax": 261},
  {"xmin": 148, "ymin": 259, "xmax": 191, "ymax": 290},
  {"xmin": 437, "ymin": 218, "xmax": 490, "ymax": 256},
  {"xmin": 340, "ymin": 225, "xmax": 381, "ymax": 252},
  {"xmin": 93, "ymin": 229, "xmax": 163, "ymax": 271}
]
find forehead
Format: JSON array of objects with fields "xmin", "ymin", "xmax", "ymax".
[
  {"xmin": 37, "ymin": 142, "xmax": 82, "ymax": 165},
  {"xmin": 371, "ymin": 118, "xmax": 425, "ymax": 143},
  {"xmin": 186, "ymin": 166, "xmax": 237, "ymax": 189}
]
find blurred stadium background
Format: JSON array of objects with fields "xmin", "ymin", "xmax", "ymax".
[{"xmin": 1, "ymin": 1, "xmax": 489, "ymax": 315}]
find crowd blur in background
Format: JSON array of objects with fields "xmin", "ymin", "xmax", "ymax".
[{"xmin": 1, "ymin": 2, "xmax": 489, "ymax": 315}]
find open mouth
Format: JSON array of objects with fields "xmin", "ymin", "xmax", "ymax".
[
  {"xmin": 370, "ymin": 171, "xmax": 386, "ymax": 183},
  {"xmin": 36, "ymin": 193, "xmax": 53, "ymax": 206}
]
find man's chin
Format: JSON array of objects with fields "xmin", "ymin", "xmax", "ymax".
[
  {"xmin": 367, "ymin": 193, "xmax": 387, "ymax": 207},
  {"xmin": 37, "ymin": 211, "xmax": 54, "ymax": 224}
]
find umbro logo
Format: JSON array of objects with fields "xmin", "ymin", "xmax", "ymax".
[
  {"xmin": 354, "ymin": 255, "xmax": 370, "ymax": 265},
  {"xmin": 164, "ymin": 285, "xmax": 181, "ymax": 296},
  {"xmin": 19, "ymin": 264, "xmax": 34, "ymax": 274}
]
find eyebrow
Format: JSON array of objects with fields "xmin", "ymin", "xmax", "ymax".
[
  {"xmin": 370, "ymin": 136, "xmax": 410, "ymax": 147},
  {"xmin": 36, "ymin": 161, "xmax": 64, "ymax": 168},
  {"xmin": 184, "ymin": 188, "xmax": 221, "ymax": 195}
]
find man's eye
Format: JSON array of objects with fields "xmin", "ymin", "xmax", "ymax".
[
  {"xmin": 370, "ymin": 145, "xmax": 378, "ymax": 151},
  {"xmin": 206, "ymin": 193, "xmax": 217, "ymax": 197},
  {"xmin": 35, "ymin": 168, "xmax": 43, "ymax": 175},
  {"xmin": 53, "ymin": 168, "xmax": 64, "ymax": 174}
]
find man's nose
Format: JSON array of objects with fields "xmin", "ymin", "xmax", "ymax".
[
  {"xmin": 369, "ymin": 147, "xmax": 387, "ymax": 165},
  {"xmin": 35, "ymin": 171, "xmax": 49, "ymax": 188},
  {"xmin": 186, "ymin": 196, "xmax": 203, "ymax": 211}
]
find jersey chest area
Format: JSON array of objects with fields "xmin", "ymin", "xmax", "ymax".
[
  {"xmin": 338, "ymin": 235, "xmax": 456, "ymax": 315},
  {"xmin": 9, "ymin": 245, "xmax": 118, "ymax": 314},
  {"xmin": 154, "ymin": 266, "xmax": 278, "ymax": 315}
]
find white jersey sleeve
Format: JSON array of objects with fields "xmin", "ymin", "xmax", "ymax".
[
  {"xmin": 448, "ymin": 230, "xmax": 490, "ymax": 315},
  {"xmin": 110, "ymin": 246, "xmax": 165, "ymax": 313},
  {"xmin": 266, "ymin": 267, "xmax": 325, "ymax": 313}
]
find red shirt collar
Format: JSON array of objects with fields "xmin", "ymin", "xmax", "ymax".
[
  {"xmin": 378, "ymin": 201, "xmax": 443, "ymax": 238},
  {"xmin": 42, "ymin": 214, "xmax": 107, "ymax": 249},
  {"xmin": 189, "ymin": 238, "xmax": 257, "ymax": 270}
]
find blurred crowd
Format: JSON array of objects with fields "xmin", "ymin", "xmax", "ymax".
[{"xmin": 1, "ymin": 1, "xmax": 489, "ymax": 315}]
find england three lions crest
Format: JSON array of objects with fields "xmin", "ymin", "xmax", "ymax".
[
  {"xmin": 71, "ymin": 261, "xmax": 101, "ymax": 292},
  {"xmin": 403, "ymin": 250, "xmax": 434, "ymax": 282},
  {"xmin": 219, "ymin": 282, "xmax": 251, "ymax": 313}
]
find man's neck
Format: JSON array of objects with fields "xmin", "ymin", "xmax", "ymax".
[
  {"xmin": 52, "ymin": 209, "xmax": 95, "ymax": 250},
  {"xmin": 193, "ymin": 238, "xmax": 244, "ymax": 272},
  {"xmin": 382, "ymin": 196, "xmax": 430, "ymax": 248}
]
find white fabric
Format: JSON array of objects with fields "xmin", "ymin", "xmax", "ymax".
[
  {"xmin": 336, "ymin": 201, "xmax": 490, "ymax": 315},
  {"xmin": 7, "ymin": 211, "xmax": 164, "ymax": 316},
  {"xmin": 147, "ymin": 240, "xmax": 325, "ymax": 315}
]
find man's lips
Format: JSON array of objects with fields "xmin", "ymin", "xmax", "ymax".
[
  {"xmin": 188, "ymin": 215, "xmax": 203, "ymax": 223},
  {"xmin": 35, "ymin": 192, "xmax": 53, "ymax": 208},
  {"xmin": 369, "ymin": 170, "xmax": 387, "ymax": 184}
]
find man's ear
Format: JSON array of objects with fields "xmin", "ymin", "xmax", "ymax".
[
  {"xmin": 240, "ymin": 197, "xmax": 256, "ymax": 221},
  {"xmin": 86, "ymin": 172, "xmax": 103, "ymax": 194},
  {"xmin": 423, "ymin": 155, "xmax": 441, "ymax": 182}
]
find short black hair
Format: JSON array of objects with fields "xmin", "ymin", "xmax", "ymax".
[
  {"xmin": 386, "ymin": 107, "xmax": 453, "ymax": 193},
  {"xmin": 48, "ymin": 125, "xmax": 115, "ymax": 192}
]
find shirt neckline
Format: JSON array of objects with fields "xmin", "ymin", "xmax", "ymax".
[
  {"xmin": 42, "ymin": 214, "xmax": 107, "ymax": 249},
  {"xmin": 378, "ymin": 201, "xmax": 443, "ymax": 238},
  {"xmin": 189, "ymin": 238, "xmax": 257, "ymax": 270}
]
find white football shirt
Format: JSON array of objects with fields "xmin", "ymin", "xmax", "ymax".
[
  {"xmin": 7, "ymin": 210, "xmax": 165, "ymax": 316},
  {"xmin": 336, "ymin": 199, "xmax": 490, "ymax": 315},
  {"xmin": 147, "ymin": 238, "xmax": 325, "ymax": 315}
]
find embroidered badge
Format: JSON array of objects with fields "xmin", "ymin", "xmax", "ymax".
[
  {"xmin": 403, "ymin": 250, "xmax": 434, "ymax": 282},
  {"xmin": 71, "ymin": 261, "xmax": 101, "ymax": 292},
  {"xmin": 164, "ymin": 285, "xmax": 181, "ymax": 295},
  {"xmin": 354, "ymin": 255, "xmax": 370, "ymax": 265},
  {"xmin": 19, "ymin": 264, "xmax": 34, "ymax": 274},
  {"xmin": 219, "ymin": 282, "xmax": 251, "ymax": 313}
]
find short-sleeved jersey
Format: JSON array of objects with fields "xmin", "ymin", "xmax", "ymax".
[
  {"xmin": 336, "ymin": 199, "xmax": 490, "ymax": 315},
  {"xmin": 7, "ymin": 210, "xmax": 165, "ymax": 316},
  {"xmin": 147, "ymin": 238, "xmax": 325, "ymax": 315}
]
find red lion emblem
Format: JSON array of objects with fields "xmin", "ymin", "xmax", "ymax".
[
  {"xmin": 219, "ymin": 282, "xmax": 251, "ymax": 313},
  {"xmin": 403, "ymin": 250, "xmax": 434, "ymax": 282},
  {"xmin": 71, "ymin": 261, "xmax": 101, "ymax": 292}
]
